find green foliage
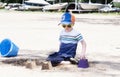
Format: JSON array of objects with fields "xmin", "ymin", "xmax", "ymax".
[{"xmin": 1, "ymin": 0, "xmax": 22, "ymax": 3}]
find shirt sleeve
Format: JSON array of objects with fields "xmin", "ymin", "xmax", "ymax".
[{"xmin": 75, "ymin": 33, "xmax": 83, "ymax": 42}]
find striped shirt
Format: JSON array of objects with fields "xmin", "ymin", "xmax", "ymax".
[{"xmin": 59, "ymin": 29, "xmax": 83, "ymax": 44}]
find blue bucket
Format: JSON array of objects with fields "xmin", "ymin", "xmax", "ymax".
[{"xmin": 0, "ymin": 39, "xmax": 19, "ymax": 57}]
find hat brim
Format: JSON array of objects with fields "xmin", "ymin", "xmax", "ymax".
[{"xmin": 61, "ymin": 22, "xmax": 71, "ymax": 25}]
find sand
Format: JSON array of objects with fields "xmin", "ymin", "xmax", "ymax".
[{"xmin": 0, "ymin": 10, "xmax": 120, "ymax": 77}]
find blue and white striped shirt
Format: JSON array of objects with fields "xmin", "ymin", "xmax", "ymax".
[{"xmin": 59, "ymin": 29, "xmax": 83, "ymax": 44}]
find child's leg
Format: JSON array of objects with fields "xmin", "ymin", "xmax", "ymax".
[{"xmin": 46, "ymin": 52, "xmax": 64, "ymax": 67}]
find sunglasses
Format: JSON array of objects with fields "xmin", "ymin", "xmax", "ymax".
[{"xmin": 62, "ymin": 24, "xmax": 72, "ymax": 28}]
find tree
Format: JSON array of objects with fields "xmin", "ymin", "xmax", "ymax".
[{"xmin": 1, "ymin": 0, "xmax": 22, "ymax": 3}]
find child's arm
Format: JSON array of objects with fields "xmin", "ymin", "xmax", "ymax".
[{"xmin": 80, "ymin": 39, "xmax": 87, "ymax": 59}]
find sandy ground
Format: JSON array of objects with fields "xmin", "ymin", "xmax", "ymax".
[{"xmin": 0, "ymin": 10, "xmax": 120, "ymax": 77}]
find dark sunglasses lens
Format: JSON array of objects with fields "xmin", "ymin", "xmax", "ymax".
[
  {"xmin": 67, "ymin": 25, "xmax": 71, "ymax": 28},
  {"xmin": 62, "ymin": 25, "xmax": 66, "ymax": 28}
]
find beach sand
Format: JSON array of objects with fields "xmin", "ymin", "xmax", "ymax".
[{"xmin": 0, "ymin": 10, "xmax": 120, "ymax": 77}]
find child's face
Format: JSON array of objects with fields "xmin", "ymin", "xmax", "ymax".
[{"xmin": 62, "ymin": 24, "xmax": 73, "ymax": 32}]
